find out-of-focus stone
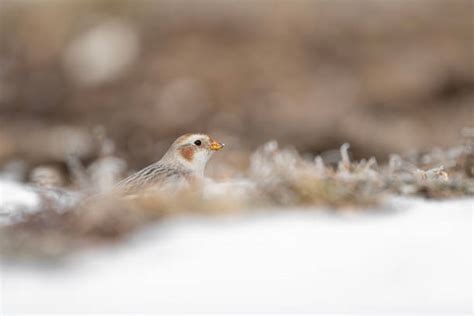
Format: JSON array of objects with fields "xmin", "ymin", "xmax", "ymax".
[{"xmin": 63, "ymin": 19, "xmax": 139, "ymax": 86}]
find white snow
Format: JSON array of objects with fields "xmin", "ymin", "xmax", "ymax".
[
  {"xmin": 1, "ymin": 197, "xmax": 472, "ymax": 314},
  {"xmin": 0, "ymin": 180, "xmax": 41, "ymax": 224},
  {"xmin": 0, "ymin": 179, "xmax": 84, "ymax": 225}
]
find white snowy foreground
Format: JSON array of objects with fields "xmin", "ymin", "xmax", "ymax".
[{"xmin": 0, "ymin": 197, "xmax": 472, "ymax": 314}]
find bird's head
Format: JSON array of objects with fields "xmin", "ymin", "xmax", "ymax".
[{"xmin": 162, "ymin": 133, "xmax": 224, "ymax": 175}]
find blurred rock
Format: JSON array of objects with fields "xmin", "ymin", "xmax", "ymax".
[
  {"xmin": 30, "ymin": 165, "xmax": 64, "ymax": 188},
  {"xmin": 63, "ymin": 19, "xmax": 139, "ymax": 86}
]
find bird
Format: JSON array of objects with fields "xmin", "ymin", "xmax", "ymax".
[{"xmin": 116, "ymin": 133, "xmax": 224, "ymax": 195}]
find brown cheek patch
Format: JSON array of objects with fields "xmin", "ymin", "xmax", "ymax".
[{"xmin": 180, "ymin": 147, "xmax": 194, "ymax": 161}]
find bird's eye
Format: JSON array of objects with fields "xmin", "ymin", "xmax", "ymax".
[{"xmin": 194, "ymin": 140, "xmax": 202, "ymax": 146}]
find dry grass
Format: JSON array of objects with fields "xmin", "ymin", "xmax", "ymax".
[{"xmin": 1, "ymin": 134, "xmax": 472, "ymax": 259}]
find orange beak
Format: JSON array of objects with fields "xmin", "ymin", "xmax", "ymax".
[{"xmin": 210, "ymin": 139, "xmax": 225, "ymax": 151}]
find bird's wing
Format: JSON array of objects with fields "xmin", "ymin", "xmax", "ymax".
[{"xmin": 116, "ymin": 162, "xmax": 189, "ymax": 194}]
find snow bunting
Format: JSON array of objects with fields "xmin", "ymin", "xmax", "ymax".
[{"xmin": 117, "ymin": 133, "xmax": 224, "ymax": 194}]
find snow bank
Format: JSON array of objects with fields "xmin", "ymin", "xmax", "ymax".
[{"xmin": 1, "ymin": 197, "xmax": 471, "ymax": 313}]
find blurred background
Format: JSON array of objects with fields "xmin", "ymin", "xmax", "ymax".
[{"xmin": 0, "ymin": 0, "xmax": 472, "ymax": 180}]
